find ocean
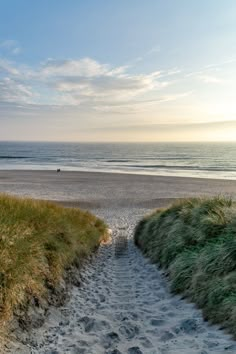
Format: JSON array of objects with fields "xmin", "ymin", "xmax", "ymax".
[{"xmin": 0, "ymin": 142, "xmax": 236, "ymax": 180}]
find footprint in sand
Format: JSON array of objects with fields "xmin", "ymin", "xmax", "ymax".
[{"xmin": 10, "ymin": 208, "xmax": 236, "ymax": 354}]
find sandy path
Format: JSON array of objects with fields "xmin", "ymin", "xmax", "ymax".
[
  {"xmin": 1, "ymin": 171, "xmax": 236, "ymax": 353},
  {"xmin": 9, "ymin": 207, "xmax": 234, "ymax": 354}
]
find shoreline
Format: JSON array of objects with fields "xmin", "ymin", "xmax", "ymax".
[
  {"xmin": 0, "ymin": 170, "xmax": 235, "ymax": 206},
  {"xmin": 0, "ymin": 168, "xmax": 236, "ymax": 181}
]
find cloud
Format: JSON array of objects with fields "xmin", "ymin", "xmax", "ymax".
[
  {"xmin": 0, "ymin": 57, "xmax": 177, "ymax": 110},
  {"xmin": 0, "ymin": 59, "xmax": 20, "ymax": 76},
  {"xmin": 39, "ymin": 59, "xmax": 170, "ymax": 107},
  {"xmin": 129, "ymin": 45, "xmax": 161, "ymax": 65},
  {"xmin": 186, "ymin": 57, "xmax": 236, "ymax": 84},
  {"xmin": 40, "ymin": 58, "xmax": 109, "ymax": 78},
  {"xmin": 0, "ymin": 40, "xmax": 21, "ymax": 55},
  {"xmin": 93, "ymin": 91, "xmax": 192, "ymax": 114},
  {"xmin": 94, "ymin": 120, "xmax": 236, "ymax": 132},
  {"xmin": 0, "ymin": 77, "xmax": 34, "ymax": 104},
  {"xmin": 52, "ymin": 72, "xmax": 165, "ymax": 102},
  {"xmin": 146, "ymin": 46, "xmax": 161, "ymax": 56},
  {"xmin": 196, "ymin": 74, "xmax": 224, "ymax": 84}
]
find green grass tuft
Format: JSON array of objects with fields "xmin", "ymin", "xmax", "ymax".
[
  {"xmin": 0, "ymin": 194, "xmax": 107, "ymax": 328},
  {"xmin": 134, "ymin": 196, "xmax": 236, "ymax": 337}
]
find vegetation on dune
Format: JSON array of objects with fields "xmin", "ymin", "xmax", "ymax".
[
  {"xmin": 0, "ymin": 194, "xmax": 107, "ymax": 326},
  {"xmin": 134, "ymin": 196, "xmax": 236, "ymax": 337}
]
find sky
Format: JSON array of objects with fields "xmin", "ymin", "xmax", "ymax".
[{"xmin": 0, "ymin": 0, "xmax": 236, "ymax": 142}]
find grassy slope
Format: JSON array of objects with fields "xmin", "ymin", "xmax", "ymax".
[
  {"xmin": 0, "ymin": 194, "xmax": 107, "ymax": 326},
  {"xmin": 134, "ymin": 197, "xmax": 236, "ymax": 337}
]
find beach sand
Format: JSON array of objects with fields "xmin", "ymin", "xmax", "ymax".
[
  {"xmin": 2, "ymin": 170, "xmax": 236, "ymax": 354},
  {"xmin": 0, "ymin": 170, "xmax": 235, "ymax": 207}
]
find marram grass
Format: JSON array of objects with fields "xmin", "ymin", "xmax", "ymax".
[
  {"xmin": 134, "ymin": 196, "xmax": 236, "ymax": 337},
  {"xmin": 0, "ymin": 194, "xmax": 107, "ymax": 326}
]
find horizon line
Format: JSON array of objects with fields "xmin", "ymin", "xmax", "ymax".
[{"xmin": 0, "ymin": 140, "xmax": 235, "ymax": 144}]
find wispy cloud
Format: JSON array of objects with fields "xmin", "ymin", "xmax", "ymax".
[
  {"xmin": 0, "ymin": 40, "xmax": 21, "ymax": 55},
  {"xmin": 0, "ymin": 77, "xmax": 34, "ymax": 104},
  {"xmin": 128, "ymin": 45, "xmax": 161, "ymax": 66},
  {"xmin": 186, "ymin": 56, "xmax": 236, "ymax": 84},
  {"xmin": 1, "ymin": 53, "xmax": 233, "ymax": 118},
  {"xmin": 0, "ymin": 57, "xmax": 180, "ymax": 110},
  {"xmin": 94, "ymin": 120, "xmax": 236, "ymax": 132},
  {"xmin": 0, "ymin": 59, "xmax": 20, "ymax": 75},
  {"xmin": 40, "ymin": 58, "xmax": 109, "ymax": 78},
  {"xmin": 93, "ymin": 91, "xmax": 192, "ymax": 114},
  {"xmin": 196, "ymin": 74, "xmax": 224, "ymax": 84}
]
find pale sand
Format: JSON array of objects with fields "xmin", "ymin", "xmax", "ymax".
[
  {"xmin": 1, "ymin": 171, "xmax": 236, "ymax": 354},
  {"xmin": 0, "ymin": 170, "xmax": 235, "ymax": 206}
]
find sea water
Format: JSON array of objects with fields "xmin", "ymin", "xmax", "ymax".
[{"xmin": 0, "ymin": 141, "xmax": 235, "ymax": 180}]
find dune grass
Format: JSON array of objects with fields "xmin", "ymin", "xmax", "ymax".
[
  {"xmin": 134, "ymin": 196, "xmax": 236, "ymax": 336},
  {"xmin": 0, "ymin": 194, "xmax": 107, "ymax": 327}
]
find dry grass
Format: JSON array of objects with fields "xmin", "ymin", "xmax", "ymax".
[
  {"xmin": 134, "ymin": 196, "xmax": 236, "ymax": 337},
  {"xmin": 0, "ymin": 194, "xmax": 107, "ymax": 327}
]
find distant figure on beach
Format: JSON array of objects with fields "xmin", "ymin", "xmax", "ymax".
[{"xmin": 57, "ymin": 168, "xmax": 61, "ymax": 173}]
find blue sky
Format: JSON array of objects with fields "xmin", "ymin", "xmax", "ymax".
[{"xmin": 0, "ymin": 0, "xmax": 236, "ymax": 141}]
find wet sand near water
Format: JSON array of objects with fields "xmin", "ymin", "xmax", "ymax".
[{"xmin": 0, "ymin": 170, "xmax": 235, "ymax": 206}]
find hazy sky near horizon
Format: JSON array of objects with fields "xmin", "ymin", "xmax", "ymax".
[{"xmin": 0, "ymin": 0, "xmax": 236, "ymax": 142}]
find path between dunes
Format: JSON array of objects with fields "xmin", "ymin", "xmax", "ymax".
[{"xmin": 10, "ymin": 208, "xmax": 236, "ymax": 354}]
